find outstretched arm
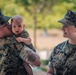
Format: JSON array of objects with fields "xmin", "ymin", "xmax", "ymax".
[
  {"xmin": 19, "ymin": 45, "xmax": 41, "ymax": 67},
  {"xmin": 16, "ymin": 37, "xmax": 31, "ymax": 45},
  {"xmin": 25, "ymin": 51, "xmax": 41, "ymax": 66}
]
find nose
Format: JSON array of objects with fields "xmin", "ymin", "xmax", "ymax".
[
  {"xmin": 15, "ymin": 27, "xmax": 18, "ymax": 30},
  {"xmin": 61, "ymin": 25, "xmax": 67, "ymax": 30}
]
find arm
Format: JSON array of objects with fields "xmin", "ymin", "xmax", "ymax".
[
  {"xmin": 19, "ymin": 45, "xmax": 41, "ymax": 67},
  {"xmin": 47, "ymin": 49, "xmax": 56, "ymax": 75},
  {"xmin": 16, "ymin": 30, "xmax": 36, "ymax": 51},
  {"xmin": 25, "ymin": 51, "xmax": 41, "ymax": 66},
  {"xmin": 16, "ymin": 37, "xmax": 31, "ymax": 45},
  {"xmin": 15, "ymin": 30, "xmax": 40, "ymax": 66},
  {"xmin": 23, "ymin": 62, "xmax": 33, "ymax": 75},
  {"xmin": 16, "ymin": 30, "xmax": 31, "ymax": 45}
]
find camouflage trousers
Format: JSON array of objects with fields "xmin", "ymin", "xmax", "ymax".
[{"xmin": 0, "ymin": 37, "xmax": 30, "ymax": 75}]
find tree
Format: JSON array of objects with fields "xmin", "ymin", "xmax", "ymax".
[{"xmin": 14, "ymin": 0, "xmax": 64, "ymax": 48}]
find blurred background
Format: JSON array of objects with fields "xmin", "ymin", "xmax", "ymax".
[{"xmin": 0, "ymin": 0, "xmax": 76, "ymax": 74}]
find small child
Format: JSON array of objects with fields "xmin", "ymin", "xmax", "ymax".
[{"xmin": 11, "ymin": 15, "xmax": 35, "ymax": 75}]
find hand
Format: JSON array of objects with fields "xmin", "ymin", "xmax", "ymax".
[{"xmin": 16, "ymin": 37, "xmax": 23, "ymax": 43}]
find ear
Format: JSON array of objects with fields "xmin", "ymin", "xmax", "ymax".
[
  {"xmin": 23, "ymin": 24, "xmax": 25, "ymax": 28},
  {"xmin": 11, "ymin": 19, "xmax": 13, "ymax": 24}
]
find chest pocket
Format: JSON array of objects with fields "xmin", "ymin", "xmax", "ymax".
[
  {"xmin": 64, "ymin": 48, "xmax": 76, "ymax": 69},
  {"xmin": 53, "ymin": 47, "xmax": 76, "ymax": 75},
  {"xmin": 52, "ymin": 49, "xmax": 66, "ymax": 69}
]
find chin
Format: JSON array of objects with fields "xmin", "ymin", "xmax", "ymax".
[{"xmin": 63, "ymin": 35, "xmax": 68, "ymax": 38}]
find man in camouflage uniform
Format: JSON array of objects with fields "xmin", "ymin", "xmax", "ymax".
[
  {"xmin": 0, "ymin": 9, "xmax": 41, "ymax": 75},
  {"xmin": 47, "ymin": 10, "xmax": 76, "ymax": 75}
]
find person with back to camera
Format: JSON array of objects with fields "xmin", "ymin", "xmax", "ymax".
[
  {"xmin": 0, "ymin": 9, "xmax": 41, "ymax": 75},
  {"xmin": 47, "ymin": 10, "xmax": 76, "ymax": 75}
]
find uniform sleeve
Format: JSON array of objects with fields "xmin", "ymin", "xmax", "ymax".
[
  {"xmin": 21, "ymin": 30, "xmax": 29, "ymax": 38},
  {"xmin": 21, "ymin": 30, "xmax": 36, "ymax": 52}
]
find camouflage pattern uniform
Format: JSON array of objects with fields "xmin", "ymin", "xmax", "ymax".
[
  {"xmin": 0, "ymin": 30, "xmax": 36, "ymax": 75},
  {"xmin": 48, "ymin": 40, "xmax": 76, "ymax": 75},
  {"xmin": 48, "ymin": 10, "xmax": 76, "ymax": 75}
]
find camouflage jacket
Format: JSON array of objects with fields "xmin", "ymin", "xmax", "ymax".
[
  {"xmin": 48, "ymin": 40, "xmax": 76, "ymax": 75},
  {"xmin": 0, "ymin": 30, "xmax": 36, "ymax": 75}
]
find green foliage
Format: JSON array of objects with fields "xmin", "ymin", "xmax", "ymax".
[
  {"xmin": 40, "ymin": 67, "xmax": 47, "ymax": 71},
  {"xmin": 40, "ymin": 59, "xmax": 49, "ymax": 71},
  {"xmin": 0, "ymin": 0, "xmax": 76, "ymax": 29},
  {"xmin": 36, "ymin": 2, "xmax": 74, "ymax": 29},
  {"xmin": 41, "ymin": 59, "xmax": 49, "ymax": 65},
  {"xmin": 15, "ymin": 0, "xmax": 29, "ymax": 6}
]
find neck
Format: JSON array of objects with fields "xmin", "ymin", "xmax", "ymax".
[{"xmin": 69, "ymin": 39, "xmax": 76, "ymax": 45}]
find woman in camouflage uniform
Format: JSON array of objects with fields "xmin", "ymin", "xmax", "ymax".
[
  {"xmin": 0, "ymin": 9, "xmax": 41, "ymax": 75},
  {"xmin": 47, "ymin": 10, "xmax": 76, "ymax": 75}
]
